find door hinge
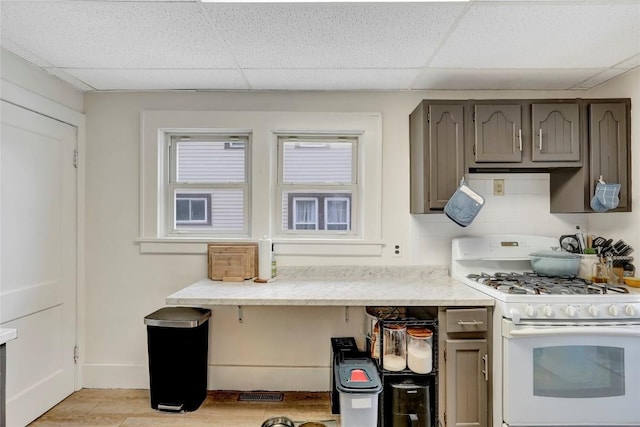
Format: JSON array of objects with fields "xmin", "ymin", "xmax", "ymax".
[
  {"xmin": 443, "ymin": 348, "xmax": 447, "ymax": 362},
  {"xmin": 73, "ymin": 149, "xmax": 79, "ymax": 168},
  {"xmin": 427, "ymin": 111, "xmax": 430, "ymax": 122},
  {"xmin": 444, "ymin": 411, "xmax": 447, "ymax": 425},
  {"xmin": 74, "ymin": 345, "xmax": 79, "ymax": 364}
]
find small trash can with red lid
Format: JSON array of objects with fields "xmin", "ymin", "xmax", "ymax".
[{"xmin": 334, "ymin": 356, "xmax": 382, "ymax": 427}]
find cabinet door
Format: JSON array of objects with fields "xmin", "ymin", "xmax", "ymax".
[
  {"xmin": 445, "ymin": 339, "xmax": 488, "ymax": 427},
  {"xmin": 474, "ymin": 105, "xmax": 522, "ymax": 162},
  {"xmin": 590, "ymin": 103, "xmax": 629, "ymax": 210},
  {"xmin": 428, "ymin": 104, "xmax": 464, "ymax": 210},
  {"xmin": 532, "ymin": 103, "xmax": 580, "ymax": 162}
]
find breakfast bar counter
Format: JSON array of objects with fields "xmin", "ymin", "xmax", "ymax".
[{"xmin": 166, "ymin": 266, "xmax": 494, "ymax": 307}]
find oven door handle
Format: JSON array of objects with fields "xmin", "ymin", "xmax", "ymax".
[{"xmin": 507, "ymin": 326, "xmax": 640, "ymax": 338}]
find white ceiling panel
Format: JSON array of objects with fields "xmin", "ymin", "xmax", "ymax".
[
  {"xmin": 1, "ymin": 0, "xmax": 638, "ymax": 92},
  {"xmin": 244, "ymin": 68, "xmax": 420, "ymax": 90},
  {"xmin": 206, "ymin": 3, "xmax": 466, "ymax": 68},
  {"xmin": 431, "ymin": 2, "xmax": 640, "ymax": 69},
  {"xmin": 57, "ymin": 68, "xmax": 249, "ymax": 91},
  {"xmin": 44, "ymin": 68, "xmax": 95, "ymax": 91},
  {"xmin": 0, "ymin": 1, "xmax": 237, "ymax": 68},
  {"xmin": 570, "ymin": 68, "xmax": 635, "ymax": 90},
  {"xmin": 412, "ymin": 68, "xmax": 605, "ymax": 90},
  {"xmin": 615, "ymin": 54, "xmax": 640, "ymax": 70}
]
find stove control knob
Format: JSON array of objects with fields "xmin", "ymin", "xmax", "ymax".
[
  {"xmin": 525, "ymin": 305, "xmax": 537, "ymax": 317},
  {"xmin": 625, "ymin": 305, "xmax": 636, "ymax": 317},
  {"xmin": 565, "ymin": 306, "xmax": 577, "ymax": 317},
  {"xmin": 509, "ymin": 308, "xmax": 521, "ymax": 324},
  {"xmin": 588, "ymin": 305, "xmax": 599, "ymax": 317},
  {"xmin": 543, "ymin": 305, "xmax": 554, "ymax": 318},
  {"xmin": 608, "ymin": 305, "xmax": 619, "ymax": 316}
]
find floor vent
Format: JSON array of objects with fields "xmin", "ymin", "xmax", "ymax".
[{"xmin": 238, "ymin": 392, "xmax": 284, "ymax": 402}]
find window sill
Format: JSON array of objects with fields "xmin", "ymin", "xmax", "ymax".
[{"xmin": 136, "ymin": 237, "xmax": 384, "ymax": 256}]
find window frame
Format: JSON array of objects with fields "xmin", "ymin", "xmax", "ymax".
[
  {"xmin": 139, "ymin": 111, "xmax": 382, "ymax": 256},
  {"xmin": 165, "ymin": 133, "xmax": 251, "ymax": 237},
  {"xmin": 276, "ymin": 135, "xmax": 358, "ymax": 237}
]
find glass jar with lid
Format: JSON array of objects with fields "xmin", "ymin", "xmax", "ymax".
[
  {"xmin": 407, "ymin": 327, "xmax": 433, "ymax": 374},
  {"xmin": 383, "ymin": 324, "xmax": 406, "ymax": 371}
]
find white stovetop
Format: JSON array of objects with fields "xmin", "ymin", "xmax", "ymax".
[
  {"xmin": 0, "ymin": 328, "xmax": 17, "ymax": 345},
  {"xmin": 166, "ymin": 266, "xmax": 494, "ymax": 307}
]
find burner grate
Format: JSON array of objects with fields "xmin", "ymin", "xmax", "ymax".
[{"xmin": 466, "ymin": 272, "xmax": 631, "ymax": 295}]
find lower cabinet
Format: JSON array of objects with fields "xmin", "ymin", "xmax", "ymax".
[
  {"xmin": 445, "ymin": 340, "xmax": 488, "ymax": 427},
  {"xmin": 439, "ymin": 308, "xmax": 490, "ymax": 427}
]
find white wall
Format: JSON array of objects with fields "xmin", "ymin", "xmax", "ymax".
[{"xmin": 81, "ymin": 75, "xmax": 639, "ymax": 390}]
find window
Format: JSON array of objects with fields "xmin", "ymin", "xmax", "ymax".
[
  {"xmin": 167, "ymin": 134, "xmax": 250, "ymax": 235},
  {"xmin": 140, "ymin": 111, "xmax": 381, "ymax": 255},
  {"xmin": 277, "ymin": 136, "xmax": 357, "ymax": 235},
  {"xmin": 288, "ymin": 193, "xmax": 351, "ymax": 230},
  {"xmin": 175, "ymin": 193, "xmax": 211, "ymax": 226}
]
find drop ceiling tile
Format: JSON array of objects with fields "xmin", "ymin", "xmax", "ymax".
[
  {"xmin": 0, "ymin": 38, "xmax": 52, "ymax": 68},
  {"xmin": 614, "ymin": 54, "xmax": 640, "ymax": 70},
  {"xmin": 244, "ymin": 68, "xmax": 420, "ymax": 90},
  {"xmin": 44, "ymin": 68, "xmax": 95, "ymax": 92},
  {"xmin": 59, "ymin": 68, "xmax": 249, "ymax": 91},
  {"xmin": 206, "ymin": 3, "xmax": 466, "ymax": 68},
  {"xmin": 0, "ymin": 1, "xmax": 237, "ymax": 68},
  {"xmin": 570, "ymin": 68, "xmax": 635, "ymax": 90},
  {"xmin": 432, "ymin": 2, "xmax": 640, "ymax": 69},
  {"xmin": 412, "ymin": 68, "xmax": 603, "ymax": 90}
]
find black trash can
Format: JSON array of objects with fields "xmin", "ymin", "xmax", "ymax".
[{"xmin": 144, "ymin": 306, "xmax": 211, "ymax": 412}]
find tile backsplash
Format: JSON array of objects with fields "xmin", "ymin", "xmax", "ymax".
[{"xmin": 411, "ymin": 173, "xmax": 588, "ymax": 265}]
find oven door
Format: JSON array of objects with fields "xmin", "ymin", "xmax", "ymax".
[{"xmin": 502, "ymin": 318, "xmax": 640, "ymax": 426}]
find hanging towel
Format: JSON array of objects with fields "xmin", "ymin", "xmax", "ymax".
[
  {"xmin": 590, "ymin": 178, "xmax": 621, "ymax": 212},
  {"xmin": 444, "ymin": 179, "xmax": 485, "ymax": 227}
]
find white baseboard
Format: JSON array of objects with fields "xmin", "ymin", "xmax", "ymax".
[
  {"xmin": 82, "ymin": 364, "xmax": 150, "ymax": 389},
  {"xmin": 82, "ymin": 364, "xmax": 330, "ymax": 391}
]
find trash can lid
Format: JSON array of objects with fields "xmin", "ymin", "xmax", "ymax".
[
  {"xmin": 334, "ymin": 357, "xmax": 382, "ymax": 394},
  {"xmin": 144, "ymin": 307, "xmax": 211, "ymax": 328}
]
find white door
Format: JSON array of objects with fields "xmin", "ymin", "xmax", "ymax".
[{"xmin": 1, "ymin": 100, "xmax": 77, "ymax": 427}]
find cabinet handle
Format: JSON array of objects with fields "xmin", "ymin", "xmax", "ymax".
[
  {"xmin": 457, "ymin": 320, "xmax": 484, "ymax": 326},
  {"xmin": 518, "ymin": 129, "xmax": 522, "ymax": 151},
  {"xmin": 482, "ymin": 354, "xmax": 488, "ymax": 382},
  {"xmin": 539, "ymin": 128, "xmax": 543, "ymax": 151}
]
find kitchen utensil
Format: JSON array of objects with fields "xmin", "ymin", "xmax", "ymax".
[
  {"xmin": 559, "ymin": 235, "xmax": 581, "ymax": 253},
  {"xmin": 623, "ymin": 277, "xmax": 640, "ymax": 288},
  {"xmin": 261, "ymin": 417, "xmax": 295, "ymax": 427},
  {"xmin": 529, "ymin": 250, "xmax": 581, "ymax": 277}
]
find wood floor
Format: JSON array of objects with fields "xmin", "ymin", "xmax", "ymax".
[{"xmin": 29, "ymin": 389, "xmax": 341, "ymax": 426}]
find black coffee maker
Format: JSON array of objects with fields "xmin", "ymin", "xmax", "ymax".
[{"xmin": 391, "ymin": 380, "xmax": 431, "ymax": 427}]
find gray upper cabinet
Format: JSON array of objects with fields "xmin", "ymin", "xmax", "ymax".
[
  {"xmin": 531, "ymin": 103, "xmax": 580, "ymax": 162},
  {"xmin": 474, "ymin": 104, "xmax": 522, "ymax": 163},
  {"xmin": 550, "ymin": 99, "xmax": 631, "ymax": 213},
  {"xmin": 589, "ymin": 102, "xmax": 630, "ymax": 210},
  {"xmin": 410, "ymin": 101, "xmax": 465, "ymax": 213}
]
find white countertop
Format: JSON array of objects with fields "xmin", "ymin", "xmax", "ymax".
[
  {"xmin": 0, "ymin": 328, "xmax": 17, "ymax": 345},
  {"xmin": 166, "ymin": 266, "xmax": 494, "ymax": 307}
]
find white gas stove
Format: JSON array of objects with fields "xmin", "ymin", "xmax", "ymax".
[
  {"xmin": 451, "ymin": 234, "xmax": 640, "ymax": 322},
  {"xmin": 451, "ymin": 235, "xmax": 640, "ymax": 427}
]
